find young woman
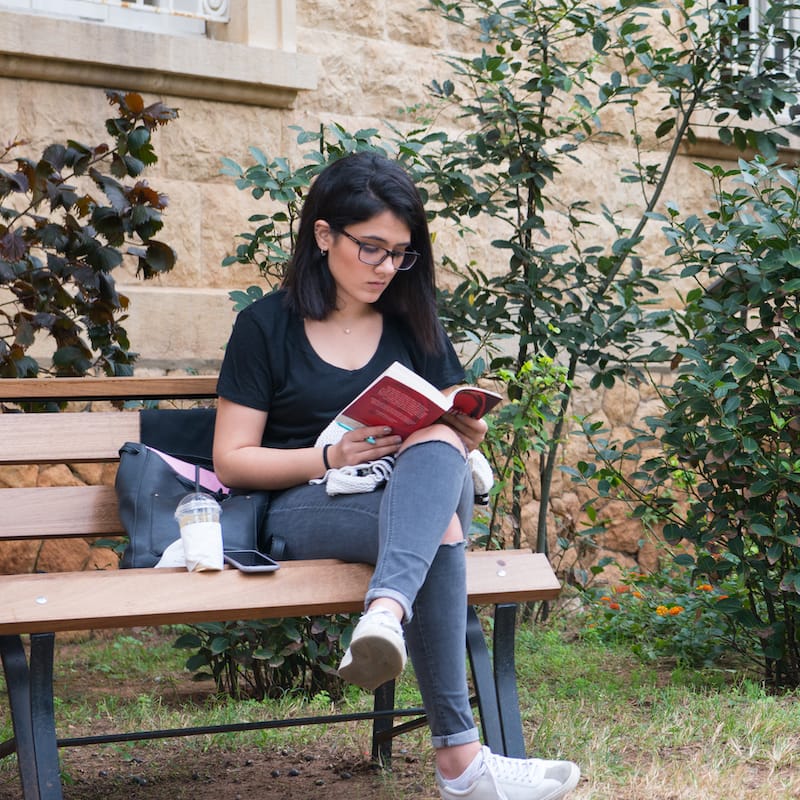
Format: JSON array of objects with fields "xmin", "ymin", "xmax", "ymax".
[{"xmin": 213, "ymin": 152, "xmax": 580, "ymax": 800}]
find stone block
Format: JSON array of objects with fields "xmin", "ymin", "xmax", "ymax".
[
  {"xmin": 0, "ymin": 540, "xmax": 40, "ymax": 575},
  {"xmin": 302, "ymin": 32, "xmax": 434, "ymax": 120},
  {"xmin": 603, "ymin": 382, "xmax": 642, "ymax": 428},
  {"xmin": 550, "ymin": 491, "xmax": 583, "ymax": 529},
  {"xmin": 102, "ymin": 464, "xmax": 120, "ymax": 486},
  {"xmin": 86, "ymin": 545, "xmax": 120, "ymax": 571},
  {"xmin": 0, "ymin": 464, "xmax": 38, "ymax": 489},
  {"xmin": 146, "ymin": 178, "xmax": 203, "ymax": 287},
  {"xmin": 37, "ymin": 538, "xmax": 92, "ymax": 573},
  {"xmin": 38, "ymin": 464, "xmax": 83, "ymax": 488},
  {"xmin": 16, "ymin": 80, "xmax": 108, "ymax": 151},
  {"xmin": 591, "ymin": 551, "xmax": 639, "ymax": 587},
  {"xmin": 637, "ymin": 537, "xmax": 661, "ymax": 572},
  {"xmin": 599, "ymin": 513, "xmax": 647, "ymax": 556},
  {"xmin": 200, "ymin": 183, "xmax": 273, "ymax": 290},
  {"xmin": 158, "ymin": 98, "xmax": 284, "ymax": 183},
  {"xmin": 0, "ymin": 78, "xmax": 21, "ymax": 139},
  {"xmin": 114, "ymin": 284, "xmax": 236, "ymax": 365},
  {"xmin": 388, "ymin": 5, "xmax": 448, "ymax": 48},
  {"xmin": 70, "ymin": 463, "xmax": 106, "ymax": 487}
]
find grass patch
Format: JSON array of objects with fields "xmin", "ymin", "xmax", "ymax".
[
  {"xmin": 2, "ymin": 619, "xmax": 800, "ymax": 799},
  {"xmin": 511, "ymin": 619, "xmax": 800, "ymax": 799}
]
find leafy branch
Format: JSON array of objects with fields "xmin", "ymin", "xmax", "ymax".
[{"xmin": 0, "ymin": 90, "xmax": 178, "ymax": 377}]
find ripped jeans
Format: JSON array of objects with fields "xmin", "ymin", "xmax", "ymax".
[{"xmin": 262, "ymin": 439, "xmax": 480, "ymax": 749}]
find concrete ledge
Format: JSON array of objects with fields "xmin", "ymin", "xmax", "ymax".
[
  {"xmin": 681, "ymin": 107, "xmax": 800, "ymax": 162},
  {"xmin": 0, "ymin": 10, "xmax": 317, "ymax": 108}
]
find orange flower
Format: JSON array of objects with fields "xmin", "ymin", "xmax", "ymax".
[
  {"xmin": 607, "ymin": 602, "xmax": 621, "ymax": 611},
  {"xmin": 655, "ymin": 605, "xmax": 669, "ymax": 616},
  {"xmin": 631, "ymin": 590, "xmax": 643, "ymax": 599},
  {"xmin": 696, "ymin": 584, "xmax": 713, "ymax": 592},
  {"xmin": 668, "ymin": 605, "xmax": 685, "ymax": 615},
  {"xmin": 600, "ymin": 596, "xmax": 612, "ymax": 603},
  {"xmin": 613, "ymin": 585, "xmax": 630, "ymax": 594},
  {"xmin": 716, "ymin": 595, "xmax": 729, "ymax": 601}
]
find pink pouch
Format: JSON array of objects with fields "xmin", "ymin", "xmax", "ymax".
[{"xmin": 146, "ymin": 446, "xmax": 229, "ymax": 496}]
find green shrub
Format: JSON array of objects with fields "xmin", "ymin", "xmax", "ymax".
[
  {"xmin": 578, "ymin": 560, "xmax": 753, "ymax": 669},
  {"xmin": 174, "ymin": 614, "xmax": 357, "ymax": 701},
  {"xmin": 578, "ymin": 158, "xmax": 800, "ymax": 688},
  {"xmin": 0, "ymin": 90, "xmax": 178, "ymax": 377}
]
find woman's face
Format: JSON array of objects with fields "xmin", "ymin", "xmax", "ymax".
[{"xmin": 314, "ymin": 210, "xmax": 411, "ymax": 311}]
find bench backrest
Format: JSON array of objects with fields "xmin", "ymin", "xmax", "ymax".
[
  {"xmin": 0, "ymin": 376, "xmax": 563, "ymax": 621},
  {"xmin": 0, "ymin": 376, "xmax": 218, "ymax": 542}
]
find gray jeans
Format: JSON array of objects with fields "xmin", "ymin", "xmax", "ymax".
[{"xmin": 263, "ymin": 440, "xmax": 480, "ymax": 748}]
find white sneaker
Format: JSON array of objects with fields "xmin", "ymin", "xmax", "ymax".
[
  {"xmin": 337, "ymin": 608, "xmax": 406, "ymax": 691},
  {"xmin": 437, "ymin": 746, "xmax": 580, "ymax": 800}
]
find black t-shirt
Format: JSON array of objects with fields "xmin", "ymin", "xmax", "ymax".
[{"xmin": 216, "ymin": 290, "xmax": 466, "ymax": 448}]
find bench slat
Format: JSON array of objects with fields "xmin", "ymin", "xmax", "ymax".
[
  {"xmin": 0, "ymin": 412, "xmax": 140, "ymax": 464},
  {"xmin": 0, "ymin": 375, "xmax": 217, "ymax": 402},
  {"xmin": 0, "ymin": 551, "xmax": 559, "ymax": 635},
  {"xmin": 0, "ymin": 486, "xmax": 122, "ymax": 539}
]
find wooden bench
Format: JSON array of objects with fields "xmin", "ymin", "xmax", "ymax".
[{"xmin": 0, "ymin": 376, "xmax": 562, "ymax": 800}]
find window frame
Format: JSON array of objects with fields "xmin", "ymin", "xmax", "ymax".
[{"xmin": 0, "ymin": 1, "xmax": 213, "ymax": 35}]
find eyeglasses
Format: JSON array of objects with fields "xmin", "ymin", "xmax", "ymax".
[{"xmin": 339, "ymin": 230, "xmax": 419, "ymax": 271}]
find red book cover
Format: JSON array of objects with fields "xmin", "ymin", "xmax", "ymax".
[{"xmin": 335, "ymin": 362, "xmax": 502, "ymax": 439}]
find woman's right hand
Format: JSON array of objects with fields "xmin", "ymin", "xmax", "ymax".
[{"xmin": 328, "ymin": 426, "xmax": 402, "ymax": 469}]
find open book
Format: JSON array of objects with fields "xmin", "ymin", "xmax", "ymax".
[{"xmin": 335, "ymin": 361, "xmax": 502, "ymax": 439}]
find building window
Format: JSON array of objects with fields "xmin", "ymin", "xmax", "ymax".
[
  {"xmin": 0, "ymin": 1, "xmax": 229, "ymax": 35},
  {"xmin": 0, "ymin": 0, "xmax": 316, "ymax": 107},
  {"xmin": 745, "ymin": 1, "xmax": 800, "ymax": 75}
]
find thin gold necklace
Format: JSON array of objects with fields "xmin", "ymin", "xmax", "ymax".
[{"xmin": 335, "ymin": 314, "xmax": 372, "ymax": 335}]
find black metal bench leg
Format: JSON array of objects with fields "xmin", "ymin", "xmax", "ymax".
[
  {"xmin": 0, "ymin": 633, "xmax": 63, "ymax": 800},
  {"xmin": 371, "ymin": 680, "xmax": 396, "ymax": 766},
  {"xmin": 493, "ymin": 603, "xmax": 526, "ymax": 758},
  {"xmin": 29, "ymin": 633, "xmax": 63, "ymax": 798},
  {"xmin": 1, "ymin": 634, "xmax": 41, "ymax": 799},
  {"xmin": 465, "ymin": 605, "xmax": 505, "ymax": 754}
]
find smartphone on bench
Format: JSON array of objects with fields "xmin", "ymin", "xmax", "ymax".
[{"xmin": 223, "ymin": 550, "xmax": 280, "ymax": 573}]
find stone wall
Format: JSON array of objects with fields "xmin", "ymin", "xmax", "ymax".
[
  {"xmin": 0, "ymin": 1, "xmax": 771, "ymax": 578},
  {"xmin": 0, "ymin": 462, "xmax": 120, "ymax": 574}
]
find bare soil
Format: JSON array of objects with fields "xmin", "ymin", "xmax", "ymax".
[{"xmin": 0, "ymin": 742, "xmax": 430, "ymax": 799}]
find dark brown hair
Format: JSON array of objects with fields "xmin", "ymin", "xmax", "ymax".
[{"xmin": 282, "ymin": 151, "xmax": 442, "ymax": 353}]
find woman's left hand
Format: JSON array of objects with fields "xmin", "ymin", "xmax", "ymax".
[{"xmin": 441, "ymin": 410, "xmax": 488, "ymax": 452}]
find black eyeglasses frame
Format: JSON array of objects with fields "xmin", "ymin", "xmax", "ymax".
[{"xmin": 338, "ymin": 229, "xmax": 419, "ymax": 271}]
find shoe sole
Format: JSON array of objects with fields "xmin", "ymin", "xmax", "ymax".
[
  {"xmin": 338, "ymin": 632, "xmax": 406, "ymax": 691},
  {"xmin": 438, "ymin": 762, "xmax": 581, "ymax": 800},
  {"xmin": 546, "ymin": 763, "xmax": 581, "ymax": 800}
]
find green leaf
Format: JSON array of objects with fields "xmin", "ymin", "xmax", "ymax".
[
  {"xmin": 655, "ymin": 118, "xmax": 675, "ymax": 138},
  {"xmin": 173, "ymin": 633, "xmax": 202, "ymax": 649},
  {"xmin": 89, "ymin": 246, "xmax": 123, "ymax": 271},
  {"xmin": 137, "ymin": 240, "xmax": 175, "ymax": 277},
  {"xmin": 92, "ymin": 172, "xmax": 129, "ymax": 212},
  {"xmin": 210, "ymin": 636, "xmax": 231, "ymax": 655}
]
